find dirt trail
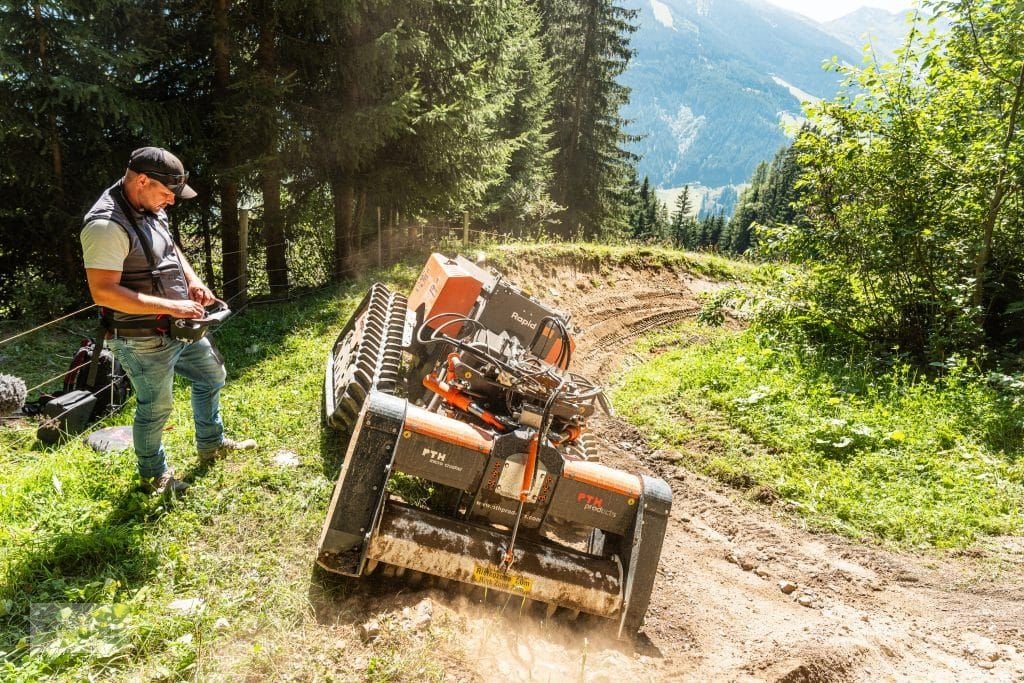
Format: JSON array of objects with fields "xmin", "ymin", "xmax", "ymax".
[{"xmin": 315, "ymin": 257, "xmax": 1024, "ymax": 682}]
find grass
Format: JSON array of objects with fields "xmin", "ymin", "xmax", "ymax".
[
  {"xmin": 5, "ymin": 239, "xmax": 1022, "ymax": 679},
  {"xmin": 0, "ymin": 259, "xmax": 432, "ymax": 681},
  {"xmin": 612, "ymin": 321, "xmax": 1024, "ymax": 548}
]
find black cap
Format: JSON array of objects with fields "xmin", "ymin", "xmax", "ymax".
[{"xmin": 128, "ymin": 147, "xmax": 197, "ymax": 199}]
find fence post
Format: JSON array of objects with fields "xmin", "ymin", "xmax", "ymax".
[
  {"xmin": 463, "ymin": 211, "xmax": 469, "ymax": 247},
  {"xmin": 238, "ymin": 208, "xmax": 249, "ymax": 306},
  {"xmin": 377, "ymin": 206, "xmax": 383, "ymax": 268}
]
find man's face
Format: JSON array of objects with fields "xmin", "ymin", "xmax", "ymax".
[{"xmin": 135, "ymin": 174, "xmax": 177, "ymax": 212}]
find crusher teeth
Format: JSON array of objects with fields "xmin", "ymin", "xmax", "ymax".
[
  {"xmin": 362, "ymin": 560, "xmax": 586, "ymax": 624},
  {"xmin": 326, "ymin": 283, "xmax": 408, "ymax": 429}
]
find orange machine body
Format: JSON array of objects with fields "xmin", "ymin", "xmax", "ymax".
[{"xmin": 408, "ymin": 254, "xmax": 490, "ymax": 334}]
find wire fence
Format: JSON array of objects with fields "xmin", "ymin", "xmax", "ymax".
[{"xmin": 0, "ymin": 211, "xmax": 510, "ymax": 444}]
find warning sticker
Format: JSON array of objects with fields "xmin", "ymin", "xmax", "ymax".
[{"xmin": 471, "ymin": 565, "xmax": 533, "ymax": 594}]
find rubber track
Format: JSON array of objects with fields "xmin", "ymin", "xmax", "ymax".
[{"xmin": 327, "ymin": 284, "xmax": 407, "ymax": 429}]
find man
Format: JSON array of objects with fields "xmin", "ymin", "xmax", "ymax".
[{"xmin": 81, "ymin": 147, "xmax": 255, "ymax": 494}]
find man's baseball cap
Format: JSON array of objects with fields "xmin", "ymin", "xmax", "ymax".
[{"xmin": 128, "ymin": 147, "xmax": 197, "ymax": 199}]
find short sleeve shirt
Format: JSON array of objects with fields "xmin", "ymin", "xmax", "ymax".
[{"xmin": 81, "ymin": 219, "xmax": 130, "ymax": 271}]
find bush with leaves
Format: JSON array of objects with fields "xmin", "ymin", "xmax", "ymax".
[{"xmin": 773, "ymin": 0, "xmax": 1024, "ymax": 362}]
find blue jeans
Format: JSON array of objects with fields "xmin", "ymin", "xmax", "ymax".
[{"xmin": 108, "ymin": 335, "xmax": 226, "ymax": 478}]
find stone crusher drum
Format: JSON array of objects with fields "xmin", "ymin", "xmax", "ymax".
[{"xmin": 319, "ymin": 254, "xmax": 671, "ymax": 637}]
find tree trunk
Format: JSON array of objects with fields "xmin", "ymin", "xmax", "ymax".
[
  {"xmin": 257, "ymin": 0, "xmax": 287, "ymax": 298},
  {"xmin": 331, "ymin": 176, "xmax": 355, "ymax": 281},
  {"xmin": 556, "ymin": 1, "xmax": 597, "ymax": 240},
  {"xmin": 34, "ymin": 2, "xmax": 76, "ymax": 282},
  {"xmin": 262, "ymin": 167, "xmax": 287, "ymax": 297},
  {"xmin": 354, "ymin": 187, "xmax": 368, "ymax": 251},
  {"xmin": 213, "ymin": 0, "xmax": 242, "ymax": 304},
  {"xmin": 972, "ymin": 61, "xmax": 1024, "ymax": 308},
  {"xmin": 201, "ymin": 196, "xmax": 216, "ymax": 287}
]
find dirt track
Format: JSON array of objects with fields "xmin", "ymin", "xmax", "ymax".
[{"xmin": 316, "ymin": 257, "xmax": 1024, "ymax": 682}]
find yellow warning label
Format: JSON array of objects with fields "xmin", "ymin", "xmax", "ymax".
[{"xmin": 472, "ymin": 565, "xmax": 533, "ymax": 594}]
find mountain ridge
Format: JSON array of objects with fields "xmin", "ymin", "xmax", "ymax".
[{"xmin": 620, "ymin": 0, "xmax": 862, "ymax": 194}]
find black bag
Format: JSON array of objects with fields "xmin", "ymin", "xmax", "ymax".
[
  {"xmin": 63, "ymin": 338, "xmax": 132, "ymax": 419},
  {"xmin": 37, "ymin": 390, "xmax": 98, "ymax": 445}
]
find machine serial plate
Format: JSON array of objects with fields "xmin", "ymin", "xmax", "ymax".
[{"xmin": 471, "ymin": 565, "xmax": 533, "ymax": 594}]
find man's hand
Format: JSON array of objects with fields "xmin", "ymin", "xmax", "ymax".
[
  {"xmin": 188, "ymin": 282, "xmax": 215, "ymax": 306},
  {"xmin": 165, "ymin": 299, "xmax": 205, "ymax": 319}
]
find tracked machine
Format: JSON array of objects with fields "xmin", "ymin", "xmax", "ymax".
[{"xmin": 318, "ymin": 254, "xmax": 671, "ymax": 636}]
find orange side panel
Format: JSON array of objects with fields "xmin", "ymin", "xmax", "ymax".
[
  {"xmin": 408, "ymin": 253, "xmax": 485, "ymax": 334},
  {"xmin": 534, "ymin": 324, "xmax": 577, "ymax": 366},
  {"xmin": 562, "ymin": 461, "xmax": 643, "ymax": 498},
  {"xmin": 404, "ymin": 402, "xmax": 495, "ymax": 454}
]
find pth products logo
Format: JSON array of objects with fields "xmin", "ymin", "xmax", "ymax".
[
  {"xmin": 578, "ymin": 491, "xmax": 617, "ymax": 517},
  {"xmin": 511, "ymin": 311, "xmax": 538, "ymax": 330}
]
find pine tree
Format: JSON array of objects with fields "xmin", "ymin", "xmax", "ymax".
[
  {"xmin": 539, "ymin": 0, "xmax": 638, "ymax": 239},
  {"xmin": 0, "ymin": 0, "xmax": 179, "ymax": 311},
  {"xmin": 632, "ymin": 176, "xmax": 652, "ymax": 239},
  {"xmin": 483, "ymin": 2, "xmax": 555, "ymax": 236},
  {"xmin": 670, "ymin": 186, "xmax": 693, "ymax": 247}
]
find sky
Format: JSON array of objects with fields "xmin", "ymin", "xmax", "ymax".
[{"xmin": 762, "ymin": 0, "xmax": 915, "ymax": 23}]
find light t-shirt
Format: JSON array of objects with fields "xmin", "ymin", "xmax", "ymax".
[{"xmin": 81, "ymin": 219, "xmax": 130, "ymax": 271}]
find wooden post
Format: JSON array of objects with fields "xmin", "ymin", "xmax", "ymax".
[
  {"xmin": 238, "ymin": 208, "xmax": 249, "ymax": 306},
  {"xmin": 377, "ymin": 206, "xmax": 383, "ymax": 268},
  {"xmin": 463, "ymin": 211, "xmax": 469, "ymax": 247}
]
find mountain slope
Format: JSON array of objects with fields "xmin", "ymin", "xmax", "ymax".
[
  {"xmin": 620, "ymin": 0, "xmax": 860, "ymax": 188},
  {"xmin": 822, "ymin": 7, "xmax": 914, "ymax": 63}
]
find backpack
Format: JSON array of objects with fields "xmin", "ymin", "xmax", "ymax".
[{"xmin": 63, "ymin": 338, "xmax": 132, "ymax": 419}]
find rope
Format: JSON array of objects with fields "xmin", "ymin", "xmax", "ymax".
[
  {"xmin": 220, "ymin": 271, "xmax": 250, "ymax": 289},
  {"xmin": 0, "ymin": 304, "xmax": 97, "ymax": 348},
  {"xmin": 26, "ymin": 360, "xmax": 91, "ymax": 394},
  {"xmin": 220, "ymin": 241, "xmax": 288, "ymax": 258},
  {"xmin": 223, "ymin": 289, "xmax": 249, "ymax": 306}
]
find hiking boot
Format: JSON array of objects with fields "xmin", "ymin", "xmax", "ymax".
[
  {"xmin": 197, "ymin": 437, "xmax": 258, "ymax": 465},
  {"xmin": 140, "ymin": 469, "xmax": 190, "ymax": 495}
]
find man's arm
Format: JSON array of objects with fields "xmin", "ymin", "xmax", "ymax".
[
  {"xmin": 85, "ymin": 268, "xmax": 205, "ymax": 319},
  {"xmin": 175, "ymin": 247, "xmax": 215, "ymax": 306}
]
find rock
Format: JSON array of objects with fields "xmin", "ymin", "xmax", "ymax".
[
  {"xmin": 213, "ymin": 617, "xmax": 230, "ymax": 631},
  {"xmin": 778, "ymin": 581, "xmax": 798, "ymax": 595},
  {"xmin": 85, "ymin": 426, "xmax": 134, "ymax": 453},
  {"xmin": 754, "ymin": 566, "xmax": 771, "ymax": 579},
  {"xmin": 359, "ymin": 618, "xmax": 381, "ymax": 643},
  {"xmin": 978, "ymin": 661, "xmax": 995, "ymax": 670},
  {"xmin": 986, "ymin": 650, "xmax": 1001, "ymax": 662},
  {"xmin": 797, "ymin": 595, "xmax": 815, "ymax": 608},
  {"xmin": 167, "ymin": 598, "xmax": 205, "ymax": 615},
  {"xmin": 726, "ymin": 551, "xmax": 756, "ymax": 571},
  {"xmin": 272, "ymin": 449, "xmax": 300, "ymax": 467},
  {"xmin": 411, "ymin": 599, "xmax": 433, "ymax": 630}
]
